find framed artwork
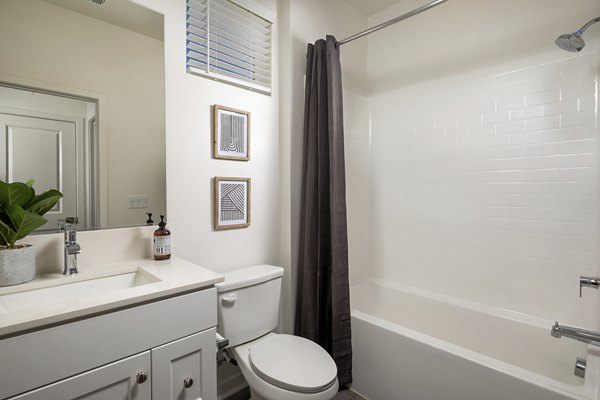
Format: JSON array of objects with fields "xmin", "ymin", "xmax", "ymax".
[
  {"xmin": 214, "ymin": 177, "xmax": 251, "ymax": 230},
  {"xmin": 213, "ymin": 105, "xmax": 250, "ymax": 161}
]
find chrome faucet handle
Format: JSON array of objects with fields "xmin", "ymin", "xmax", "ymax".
[
  {"xmin": 58, "ymin": 217, "xmax": 78, "ymax": 231},
  {"xmin": 57, "ymin": 220, "xmax": 69, "ymax": 232},
  {"xmin": 580, "ymin": 276, "xmax": 600, "ymax": 298}
]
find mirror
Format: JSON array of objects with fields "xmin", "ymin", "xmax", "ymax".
[{"xmin": 0, "ymin": 0, "xmax": 166, "ymax": 232}]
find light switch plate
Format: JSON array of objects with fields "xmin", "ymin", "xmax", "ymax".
[{"xmin": 128, "ymin": 195, "xmax": 148, "ymax": 209}]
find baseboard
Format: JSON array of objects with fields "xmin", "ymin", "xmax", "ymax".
[{"xmin": 349, "ymin": 387, "xmax": 371, "ymax": 400}]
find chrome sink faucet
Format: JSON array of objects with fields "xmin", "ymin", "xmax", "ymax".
[{"xmin": 58, "ymin": 217, "xmax": 81, "ymax": 275}]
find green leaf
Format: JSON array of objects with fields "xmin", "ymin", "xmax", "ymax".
[
  {"xmin": 25, "ymin": 190, "xmax": 63, "ymax": 216},
  {"xmin": 0, "ymin": 180, "xmax": 35, "ymax": 207},
  {"xmin": 0, "ymin": 181, "xmax": 62, "ymax": 245},
  {"xmin": 6, "ymin": 204, "xmax": 47, "ymax": 244},
  {"xmin": 0, "ymin": 219, "xmax": 16, "ymax": 248}
]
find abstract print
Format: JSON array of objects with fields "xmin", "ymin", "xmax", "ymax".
[
  {"xmin": 214, "ymin": 177, "xmax": 250, "ymax": 230},
  {"xmin": 219, "ymin": 112, "xmax": 246, "ymax": 155},
  {"xmin": 220, "ymin": 183, "xmax": 245, "ymax": 221}
]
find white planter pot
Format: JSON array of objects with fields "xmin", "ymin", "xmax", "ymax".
[{"xmin": 0, "ymin": 245, "xmax": 36, "ymax": 287}]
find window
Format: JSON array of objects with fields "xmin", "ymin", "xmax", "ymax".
[{"xmin": 186, "ymin": 0, "xmax": 272, "ymax": 94}]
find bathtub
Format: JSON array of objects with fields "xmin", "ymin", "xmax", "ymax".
[{"xmin": 350, "ymin": 279, "xmax": 600, "ymax": 400}]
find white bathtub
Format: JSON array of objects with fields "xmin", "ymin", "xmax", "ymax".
[{"xmin": 350, "ymin": 280, "xmax": 600, "ymax": 400}]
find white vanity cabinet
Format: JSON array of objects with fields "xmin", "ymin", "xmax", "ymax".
[
  {"xmin": 152, "ymin": 329, "xmax": 217, "ymax": 400},
  {"xmin": 0, "ymin": 288, "xmax": 218, "ymax": 400},
  {"xmin": 10, "ymin": 352, "xmax": 152, "ymax": 400}
]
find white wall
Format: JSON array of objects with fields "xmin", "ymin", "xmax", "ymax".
[
  {"xmin": 364, "ymin": 0, "xmax": 600, "ymax": 327},
  {"xmin": 1, "ymin": 0, "xmax": 281, "ymax": 397},
  {"xmin": 134, "ymin": 0, "xmax": 280, "ymax": 398},
  {"xmin": 1, "ymin": 0, "xmax": 281, "ymax": 274},
  {"xmin": 278, "ymin": 0, "xmax": 368, "ymax": 333},
  {"xmin": 0, "ymin": 0, "xmax": 165, "ymax": 228}
]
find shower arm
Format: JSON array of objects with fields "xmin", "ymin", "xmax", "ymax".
[{"xmin": 576, "ymin": 16, "xmax": 600, "ymax": 35}]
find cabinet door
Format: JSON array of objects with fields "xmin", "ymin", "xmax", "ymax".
[
  {"xmin": 152, "ymin": 328, "xmax": 217, "ymax": 400},
  {"xmin": 11, "ymin": 351, "xmax": 151, "ymax": 400}
]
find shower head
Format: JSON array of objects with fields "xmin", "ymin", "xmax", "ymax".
[
  {"xmin": 555, "ymin": 33, "xmax": 585, "ymax": 52},
  {"xmin": 556, "ymin": 16, "xmax": 600, "ymax": 53}
]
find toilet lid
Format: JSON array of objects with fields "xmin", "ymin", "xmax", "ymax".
[{"xmin": 249, "ymin": 334, "xmax": 338, "ymax": 393}]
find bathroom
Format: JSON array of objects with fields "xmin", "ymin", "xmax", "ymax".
[{"xmin": 0, "ymin": 0, "xmax": 599, "ymax": 399}]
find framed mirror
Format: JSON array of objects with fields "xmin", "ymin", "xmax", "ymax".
[{"xmin": 0, "ymin": 0, "xmax": 166, "ymax": 232}]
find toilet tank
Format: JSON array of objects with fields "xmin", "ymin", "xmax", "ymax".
[{"xmin": 216, "ymin": 265, "xmax": 284, "ymax": 347}]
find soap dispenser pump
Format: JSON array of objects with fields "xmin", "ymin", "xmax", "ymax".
[{"xmin": 153, "ymin": 215, "xmax": 171, "ymax": 261}]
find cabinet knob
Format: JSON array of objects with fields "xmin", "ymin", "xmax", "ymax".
[
  {"xmin": 136, "ymin": 372, "xmax": 148, "ymax": 384},
  {"xmin": 183, "ymin": 377, "xmax": 194, "ymax": 388}
]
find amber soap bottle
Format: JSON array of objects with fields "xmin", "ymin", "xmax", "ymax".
[{"xmin": 153, "ymin": 215, "xmax": 171, "ymax": 260}]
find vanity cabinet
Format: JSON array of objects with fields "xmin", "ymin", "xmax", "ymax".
[
  {"xmin": 10, "ymin": 352, "xmax": 152, "ymax": 400},
  {"xmin": 0, "ymin": 289, "xmax": 217, "ymax": 400},
  {"xmin": 152, "ymin": 329, "xmax": 217, "ymax": 400}
]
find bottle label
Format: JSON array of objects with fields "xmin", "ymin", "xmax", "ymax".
[{"xmin": 153, "ymin": 236, "xmax": 171, "ymax": 256}]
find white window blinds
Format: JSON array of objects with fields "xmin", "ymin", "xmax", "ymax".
[{"xmin": 186, "ymin": 0, "xmax": 272, "ymax": 94}]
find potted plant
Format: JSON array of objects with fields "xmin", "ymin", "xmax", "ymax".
[{"xmin": 0, "ymin": 180, "xmax": 63, "ymax": 286}]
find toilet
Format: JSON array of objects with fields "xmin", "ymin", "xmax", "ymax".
[{"xmin": 216, "ymin": 265, "xmax": 339, "ymax": 400}]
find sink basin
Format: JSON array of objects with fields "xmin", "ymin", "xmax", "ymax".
[{"xmin": 0, "ymin": 270, "xmax": 160, "ymax": 314}]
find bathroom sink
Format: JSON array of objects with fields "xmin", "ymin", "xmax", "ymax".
[{"xmin": 0, "ymin": 270, "xmax": 160, "ymax": 314}]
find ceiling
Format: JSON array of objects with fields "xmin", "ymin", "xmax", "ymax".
[
  {"xmin": 40, "ymin": 0, "xmax": 163, "ymax": 40},
  {"xmin": 343, "ymin": 0, "xmax": 402, "ymax": 17}
]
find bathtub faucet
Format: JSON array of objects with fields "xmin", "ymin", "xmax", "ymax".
[
  {"xmin": 580, "ymin": 276, "xmax": 600, "ymax": 297},
  {"xmin": 551, "ymin": 322, "xmax": 600, "ymax": 346}
]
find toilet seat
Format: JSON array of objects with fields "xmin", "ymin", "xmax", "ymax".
[{"xmin": 248, "ymin": 334, "xmax": 338, "ymax": 394}]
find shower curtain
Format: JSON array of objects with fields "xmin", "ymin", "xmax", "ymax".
[{"xmin": 295, "ymin": 35, "xmax": 352, "ymax": 387}]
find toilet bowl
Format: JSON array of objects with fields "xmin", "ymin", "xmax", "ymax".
[
  {"xmin": 233, "ymin": 333, "xmax": 339, "ymax": 400},
  {"xmin": 216, "ymin": 265, "xmax": 339, "ymax": 400}
]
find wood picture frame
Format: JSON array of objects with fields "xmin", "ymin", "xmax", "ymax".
[
  {"xmin": 213, "ymin": 105, "xmax": 251, "ymax": 161},
  {"xmin": 214, "ymin": 177, "xmax": 251, "ymax": 230}
]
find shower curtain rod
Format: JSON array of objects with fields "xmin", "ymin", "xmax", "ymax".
[{"xmin": 337, "ymin": 0, "xmax": 450, "ymax": 46}]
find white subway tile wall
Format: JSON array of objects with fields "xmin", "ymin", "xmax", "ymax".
[
  {"xmin": 344, "ymin": 90, "xmax": 372, "ymax": 285},
  {"xmin": 368, "ymin": 51, "xmax": 599, "ymax": 327}
]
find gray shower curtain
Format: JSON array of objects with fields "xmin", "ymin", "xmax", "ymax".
[{"xmin": 295, "ymin": 35, "xmax": 352, "ymax": 387}]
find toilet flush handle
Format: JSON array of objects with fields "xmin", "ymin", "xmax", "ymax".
[{"xmin": 221, "ymin": 293, "xmax": 238, "ymax": 306}]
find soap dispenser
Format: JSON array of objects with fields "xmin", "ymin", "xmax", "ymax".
[{"xmin": 153, "ymin": 215, "xmax": 171, "ymax": 261}]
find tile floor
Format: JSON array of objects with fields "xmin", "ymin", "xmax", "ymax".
[{"xmin": 235, "ymin": 387, "xmax": 367, "ymax": 400}]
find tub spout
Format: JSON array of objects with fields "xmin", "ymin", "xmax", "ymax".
[{"xmin": 551, "ymin": 321, "xmax": 600, "ymax": 346}]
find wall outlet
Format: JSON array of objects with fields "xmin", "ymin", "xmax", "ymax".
[{"xmin": 128, "ymin": 195, "xmax": 148, "ymax": 209}]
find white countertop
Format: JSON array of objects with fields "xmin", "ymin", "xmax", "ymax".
[{"xmin": 0, "ymin": 257, "xmax": 223, "ymax": 337}]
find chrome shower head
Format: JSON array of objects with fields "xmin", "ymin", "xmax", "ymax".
[
  {"xmin": 556, "ymin": 17, "xmax": 600, "ymax": 53},
  {"xmin": 555, "ymin": 32, "xmax": 585, "ymax": 52}
]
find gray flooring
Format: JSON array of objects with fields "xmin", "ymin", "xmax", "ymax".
[
  {"xmin": 333, "ymin": 389, "xmax": 368, "ymax": 400},
  {"xmin": 230, "ymin": 386, "xmax": 367, "ymax": 400}
]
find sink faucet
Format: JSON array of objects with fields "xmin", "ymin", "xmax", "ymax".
[
  {"xmin": 58, "ymin": 217, "xmax": 80, "ymax": 275},
  {"xmin": 551, "ymin": 322, "xmax": 600, "ymax": 346}
]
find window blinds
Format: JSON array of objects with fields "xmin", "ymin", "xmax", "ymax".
[{"xmin": 186, "ymin": 0, "xmax": 272, "ymax": 94}]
